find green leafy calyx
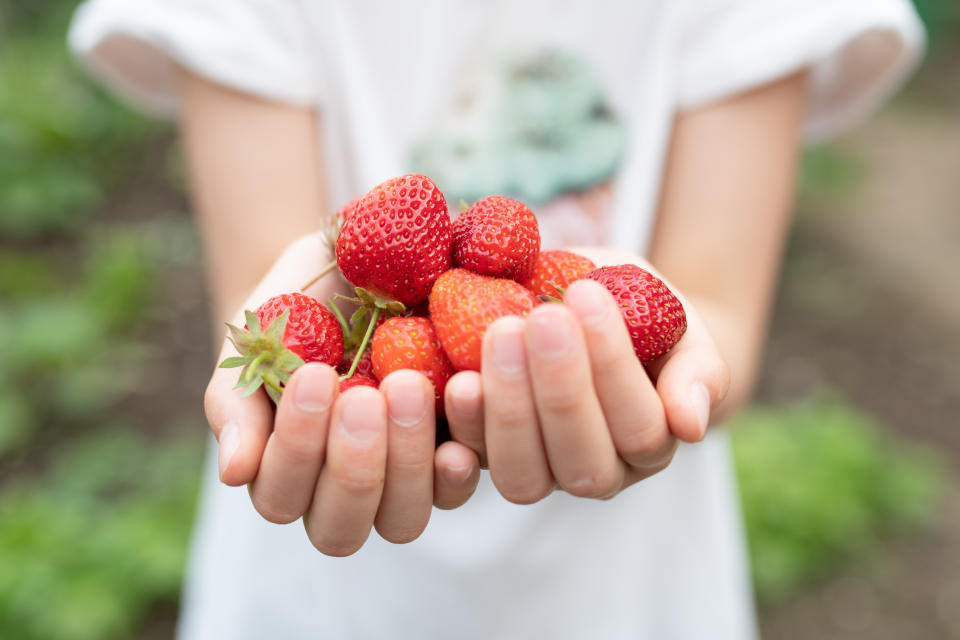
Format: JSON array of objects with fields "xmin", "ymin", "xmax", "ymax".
[{"xmin": 219, "ymin": 309, "xmax": 305, "ymax": 404}]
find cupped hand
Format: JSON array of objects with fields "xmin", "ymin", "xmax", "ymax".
[
  {"xmin": 442, "ymin": 247, "xmax": 730, "ymax": 503},
  {"xmin": 203, "ymin": 232, "xmax": 481, "ymax": 556}
]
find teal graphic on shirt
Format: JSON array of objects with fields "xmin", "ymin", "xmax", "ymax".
[{"xmin": 410, "ymin": 50, "xmax": 625, "ymax": 207}]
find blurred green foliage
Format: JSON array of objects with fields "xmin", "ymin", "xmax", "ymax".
[
  {"xmin": 0, "ymin": 429, "xmax": 201, "ymax": 640},
  {"xmin": 1, "ymin": 4, "xmax": 201, "ymax": 640},
  {"xmin": 799, "ymin": 146, "xmax": 865, "ymax": 201},
  {"xmin": 912, "ymin": 0, "xmax": 960, "ymax": 53},
  {"xmin": 0, "ymin": 1, "xmax": 157, "ymax": 240},
  {"xmin": 731, "ymin": 398, "xmax": 943, "ymax": 603}
]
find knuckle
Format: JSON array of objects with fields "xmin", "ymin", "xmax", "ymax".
[
  {"xmin": 489, "ymin": 403, "xmax": 534, "ymax": 431},
  {"xmin": 332, "ymin": 467, "xmax": 385, "ymax": 495},
  {"xmin": 274, "ymin": 432, "xmax": 324, "ymax": 464},
  {"xmin": 536, "ymin": 387, "xmax": 582, "ymax": 415},
  {"xmin": 588, "ymin": 340, "xmax": 627, "ymax": 376},
  {"xmin": 560, "ymin": 469, "xmax": 621, "ymax": 499},
  {"xmin": 619, "ymin": 428, "xmax": 668, "ymax": 461},
  {"xmin": 388, "ymin": 456, "xmax": 433, "ymax": 476},
  {"xmin": 630, "ymin": 440, "xmax": 678, "ymax": 476}
]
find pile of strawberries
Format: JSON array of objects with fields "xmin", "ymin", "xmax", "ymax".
[{"xmin": 222, "ymin": 174, "xmax": 687, "ymax": 412}]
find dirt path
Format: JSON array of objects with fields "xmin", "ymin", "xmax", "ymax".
[{"xmin": 756, "ymin": 99, "xmax": 960, "ymax": 638}]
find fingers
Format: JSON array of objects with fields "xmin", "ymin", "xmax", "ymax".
[
  {"xmin": 433, "ymin": 441, "xmax": 481, "ymax": 509},
  {"xmin": 247, "ymin": 363, "xmax": 338, "ymax": 523},
  {"xmin": 374, "ymin": 370, "xmax": 436, "ymax": 544},
  {"xmin": 304, "ymin": 387, "xmax": 387, "ymax": 556},
  {"xmin": 204, "ymin": 342, "xmax": 274, "ymax": 486},
  {"xmin": 524, "ymin": 303, "xmax": 625, "ymax": 498},
  {"xmin": 482, "ymin": 317, "xmax": 555, "ymax": 504},
  {"xmin": 647, "ymin": 302, "xmax": 730, "ymax": 443},
  {"xmin": 564, "ymin": 280, "xmax": 676, "ymax": 468},
  {"xmin": 445, "ymin": 371, "xmax": 486, "ymax": 465}
]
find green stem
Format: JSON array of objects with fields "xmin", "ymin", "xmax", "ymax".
[
  {"xmin": 328, "ymin": 298, "xmax": 350, "ymax": 336},
  {"xmin": 263, "ymin": 376, "xmax": 284, "ymax": 396},
  {"xmin": 300, "ymin": 261, "xmax": 338, "ymax": 292},
  {"xmin": 243, "ymin": 351, "xmax": 270, "ymax": 383},
  {"xmin": 343, "ymin": 306, "xmax": 380, "ymax": 379}
]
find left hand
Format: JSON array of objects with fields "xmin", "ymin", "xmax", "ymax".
[{"xmin": 441, "ymin": 248, "xmax": 730, "ymax": 503}]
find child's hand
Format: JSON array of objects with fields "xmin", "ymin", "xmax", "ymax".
[
  {"xmin": 442, "ymin": 247, "xmax": 730, "ymax": 503},
  {"xmin": 203, "ymin": 233, "xmax": 481, "ymax": 556}
]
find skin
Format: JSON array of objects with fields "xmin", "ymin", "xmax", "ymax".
[{"xmin": 188, "ymin": 69, "xmax": 807, "ymax": 553}]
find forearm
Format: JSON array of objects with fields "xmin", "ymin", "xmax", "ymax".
[
  {"xmin": 649, "ymin": 71, "xmax": 808, "ymax": 424},
  {"xmin": 178, "ymin": 70, "xmax": 330, "ymax": 330}
]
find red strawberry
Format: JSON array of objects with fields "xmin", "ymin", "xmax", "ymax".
[
  {"xmin": 339, "ymin": 373, "xmax": 379, "ymax": 392},
  {"xmin": 335, "ymin": 174, "xmax": 452, "ymax": 307},
  {"xmin": 338, "ymin": 348, "xmax": 375, "ymax": 379},
  {"xmin": 580, "ymin": 265, "xmax": 686, "ymax": 362},
  {"xmin": 221, "ymin": 292, "xmax": 344, "ymax": 403},
  {"xmin": 453, "ymin": 195, "xmax": 540, "ymax": 282},
  {"xmin": 371, "ymin": 317, "xmax": 456, "ymax": 416},
  {"xmin": 523, "ymin": 250, "xmax": 596, "ymax": 297},
  {"xmin": 429, "ymin": 268, "xmax": 539, "ymax": 371}
]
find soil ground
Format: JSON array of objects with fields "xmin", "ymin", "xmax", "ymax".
[{"xmin": 754, "ymin": 96, "xmax": 960, "ymax": 638}]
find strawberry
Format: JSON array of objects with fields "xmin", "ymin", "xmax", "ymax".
[
  {"xmin": 339, "ymin": 373, "xmax": 378, "ymax": 392},
  {"xmin": 523, "ymin": 249, "xmax": 596, "ymax": 297},
  {"xmin": 453, "ymin": 195, "xmax": 540, "ymax": 282},
  {"xmin": 335, "ymin": 174, "xmax": 452, "ymax": 307},
  {"xmin": 579, "ymin": 265, "xmax": 686, "ymax": 362},
  {"xmin": 371, "ymin": 317, "xmax": 456, "ymax": 416},
  {"xmin": 429, "ymin": 268, "xmax": 539, "ymax": 371},
  {"xmin": 220, "ymin": 292, "xmax": 344, "ymax": 403},
  {"xmin": 338, "ymin": 348, "xmax": 375, "ymax": 379}
]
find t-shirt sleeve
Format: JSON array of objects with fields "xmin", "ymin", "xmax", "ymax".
[
  {"xmin": 674, "ymin": 0, "xmax": 925, "ymax": 141},
  {"xmin": 68, "ymin": 0, "xmax": 319, "ymax": 117}
]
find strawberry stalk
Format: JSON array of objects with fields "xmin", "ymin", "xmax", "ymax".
[
  {"xmin": 327, "ymin": 297, "xmax": 351, "ymax": 336},
  {"xmin": 300, "ymin": 261, "xmax": 338, "ymax": 292},
  {"xmin": 342, "ymin": 306, "xmax": 380, "ymax": 380}
]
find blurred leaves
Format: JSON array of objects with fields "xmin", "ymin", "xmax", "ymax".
[
  {"xmin": 0, "ymin": 7, "xmax": 200, "ymax": 639},
  {"xmin": 0, "ymin": 4, "xmax": 156, "ymax": 240},
  {"xmin": 731, "ymin": 397, "xmax": 943, "ymax": 603},
  {"xmin": 0, "ymin": 428, "xmax": 202, "ymax": 640}
]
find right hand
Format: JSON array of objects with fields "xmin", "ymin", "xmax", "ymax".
[{"xmin": 203, "ymin": 233, "xmax": 482, "ymax": 556}]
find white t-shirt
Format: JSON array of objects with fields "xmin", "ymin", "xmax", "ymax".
[{"xmin": 70, "ymin": 2, "xmax": 923, "ymax": 638}]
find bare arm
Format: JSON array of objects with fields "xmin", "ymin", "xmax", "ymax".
[
  {"xmin": 180, "ymin": 72, "xmax": 328, "ymax": 328},
  {"xmin": 649, "ymin": 71, "xmax": 808, "ymax": 422},
  {"xmin": 182, "ymin": 71, "xmax": 481, "ymax": 554}
]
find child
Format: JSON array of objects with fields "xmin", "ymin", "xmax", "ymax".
[{"xmin": 70, "ymin": 1, "xmax": 924, "ymax": 638}]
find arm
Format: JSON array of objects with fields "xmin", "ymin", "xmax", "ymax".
[
  {"xmin": 184, "ymin": 72, "xmax": 481, "ymax": 555},
  {"xmin": 442, "ymin": 72, "xmax": 808, "ymax": 501},
  {"xmin": 649, "ymin": 71, "xmax": 808, "ymax": 421},
  {"xmin": 180, "ymin": 71, "xmax": 328, "ymax": 329}
]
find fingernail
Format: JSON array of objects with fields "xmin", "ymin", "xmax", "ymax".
[
  {"xmin": 565, "ymin": 281, "xmax": 611, "ymax": 328},
  {"xmin": 444, "ymin": 465, "xmax": 473, "ymax": 483},
  {"xmin": 386, "ymin": 374, "xmax": 427, "ymax": 427},
  {"xmin": 447, "ymin": 374, "xmax": 480, "ymax": 417},
  {"xmin": 528, "ymin": 310, "xmax": 572, "ymax": 358},
  {"xmin": 294, "ymin": 364, "xmax": 334, "ymax": 412},
  {"xmin": 340, "ymin": 393, "xmax": 382, "ymax": 442},
  {"xmin": 690, "ymin": 382, "xmax": 711, "ymax": 440},
  {"xmin": 218, "ymin": 421, "xmax": 240, "ymax": 476},
  {"xmin": 491, "ymin": 320, "xmax": 526, "ymax": 374}
]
